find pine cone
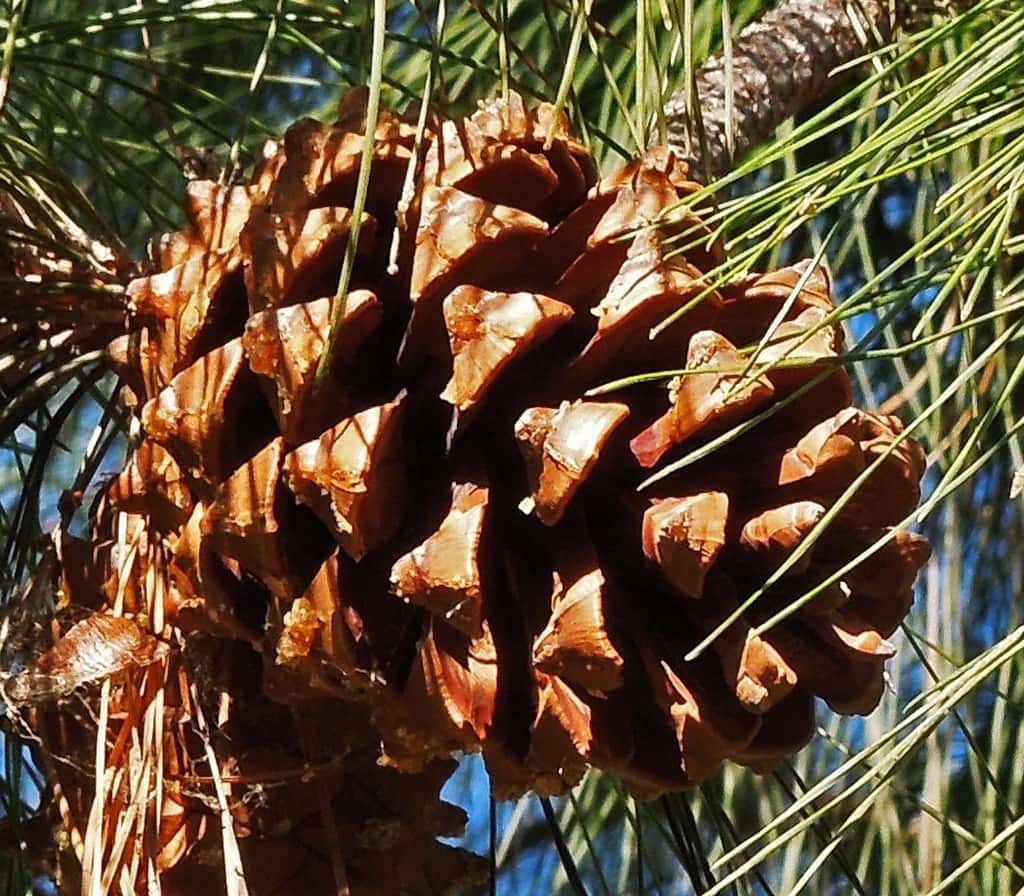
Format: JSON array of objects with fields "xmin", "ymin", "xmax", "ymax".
[{"xmin": 45, "ymin": 89, "xmax": 927, "ymax": 892}]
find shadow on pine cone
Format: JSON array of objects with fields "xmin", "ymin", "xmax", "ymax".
[{"xmin": 31, "ymin": 89, "xmax": 930, "ymax": 894}]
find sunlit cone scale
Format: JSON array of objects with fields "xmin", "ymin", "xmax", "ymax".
[{"xmin": 39, "ymin": 90, "xmax": 929, "ymax": 893}]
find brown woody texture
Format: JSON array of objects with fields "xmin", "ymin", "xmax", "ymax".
[{"xmin": 666, "ymin": 0, "xmax": 894, "ymax": 177}]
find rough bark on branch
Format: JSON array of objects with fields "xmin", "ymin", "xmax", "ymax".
[{"xmin": 665, "ymin": 0, "xmax": 895, "ymax": 180}]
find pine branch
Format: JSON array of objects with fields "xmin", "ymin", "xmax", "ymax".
[{"xmin": 665, "ymin": 0, "xmax": 895, "ymax": 179}]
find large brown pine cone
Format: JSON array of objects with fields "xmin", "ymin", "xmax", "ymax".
[{"xmin": 36, "ymin": 89, "xmax": 928, "ymax": 893}]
